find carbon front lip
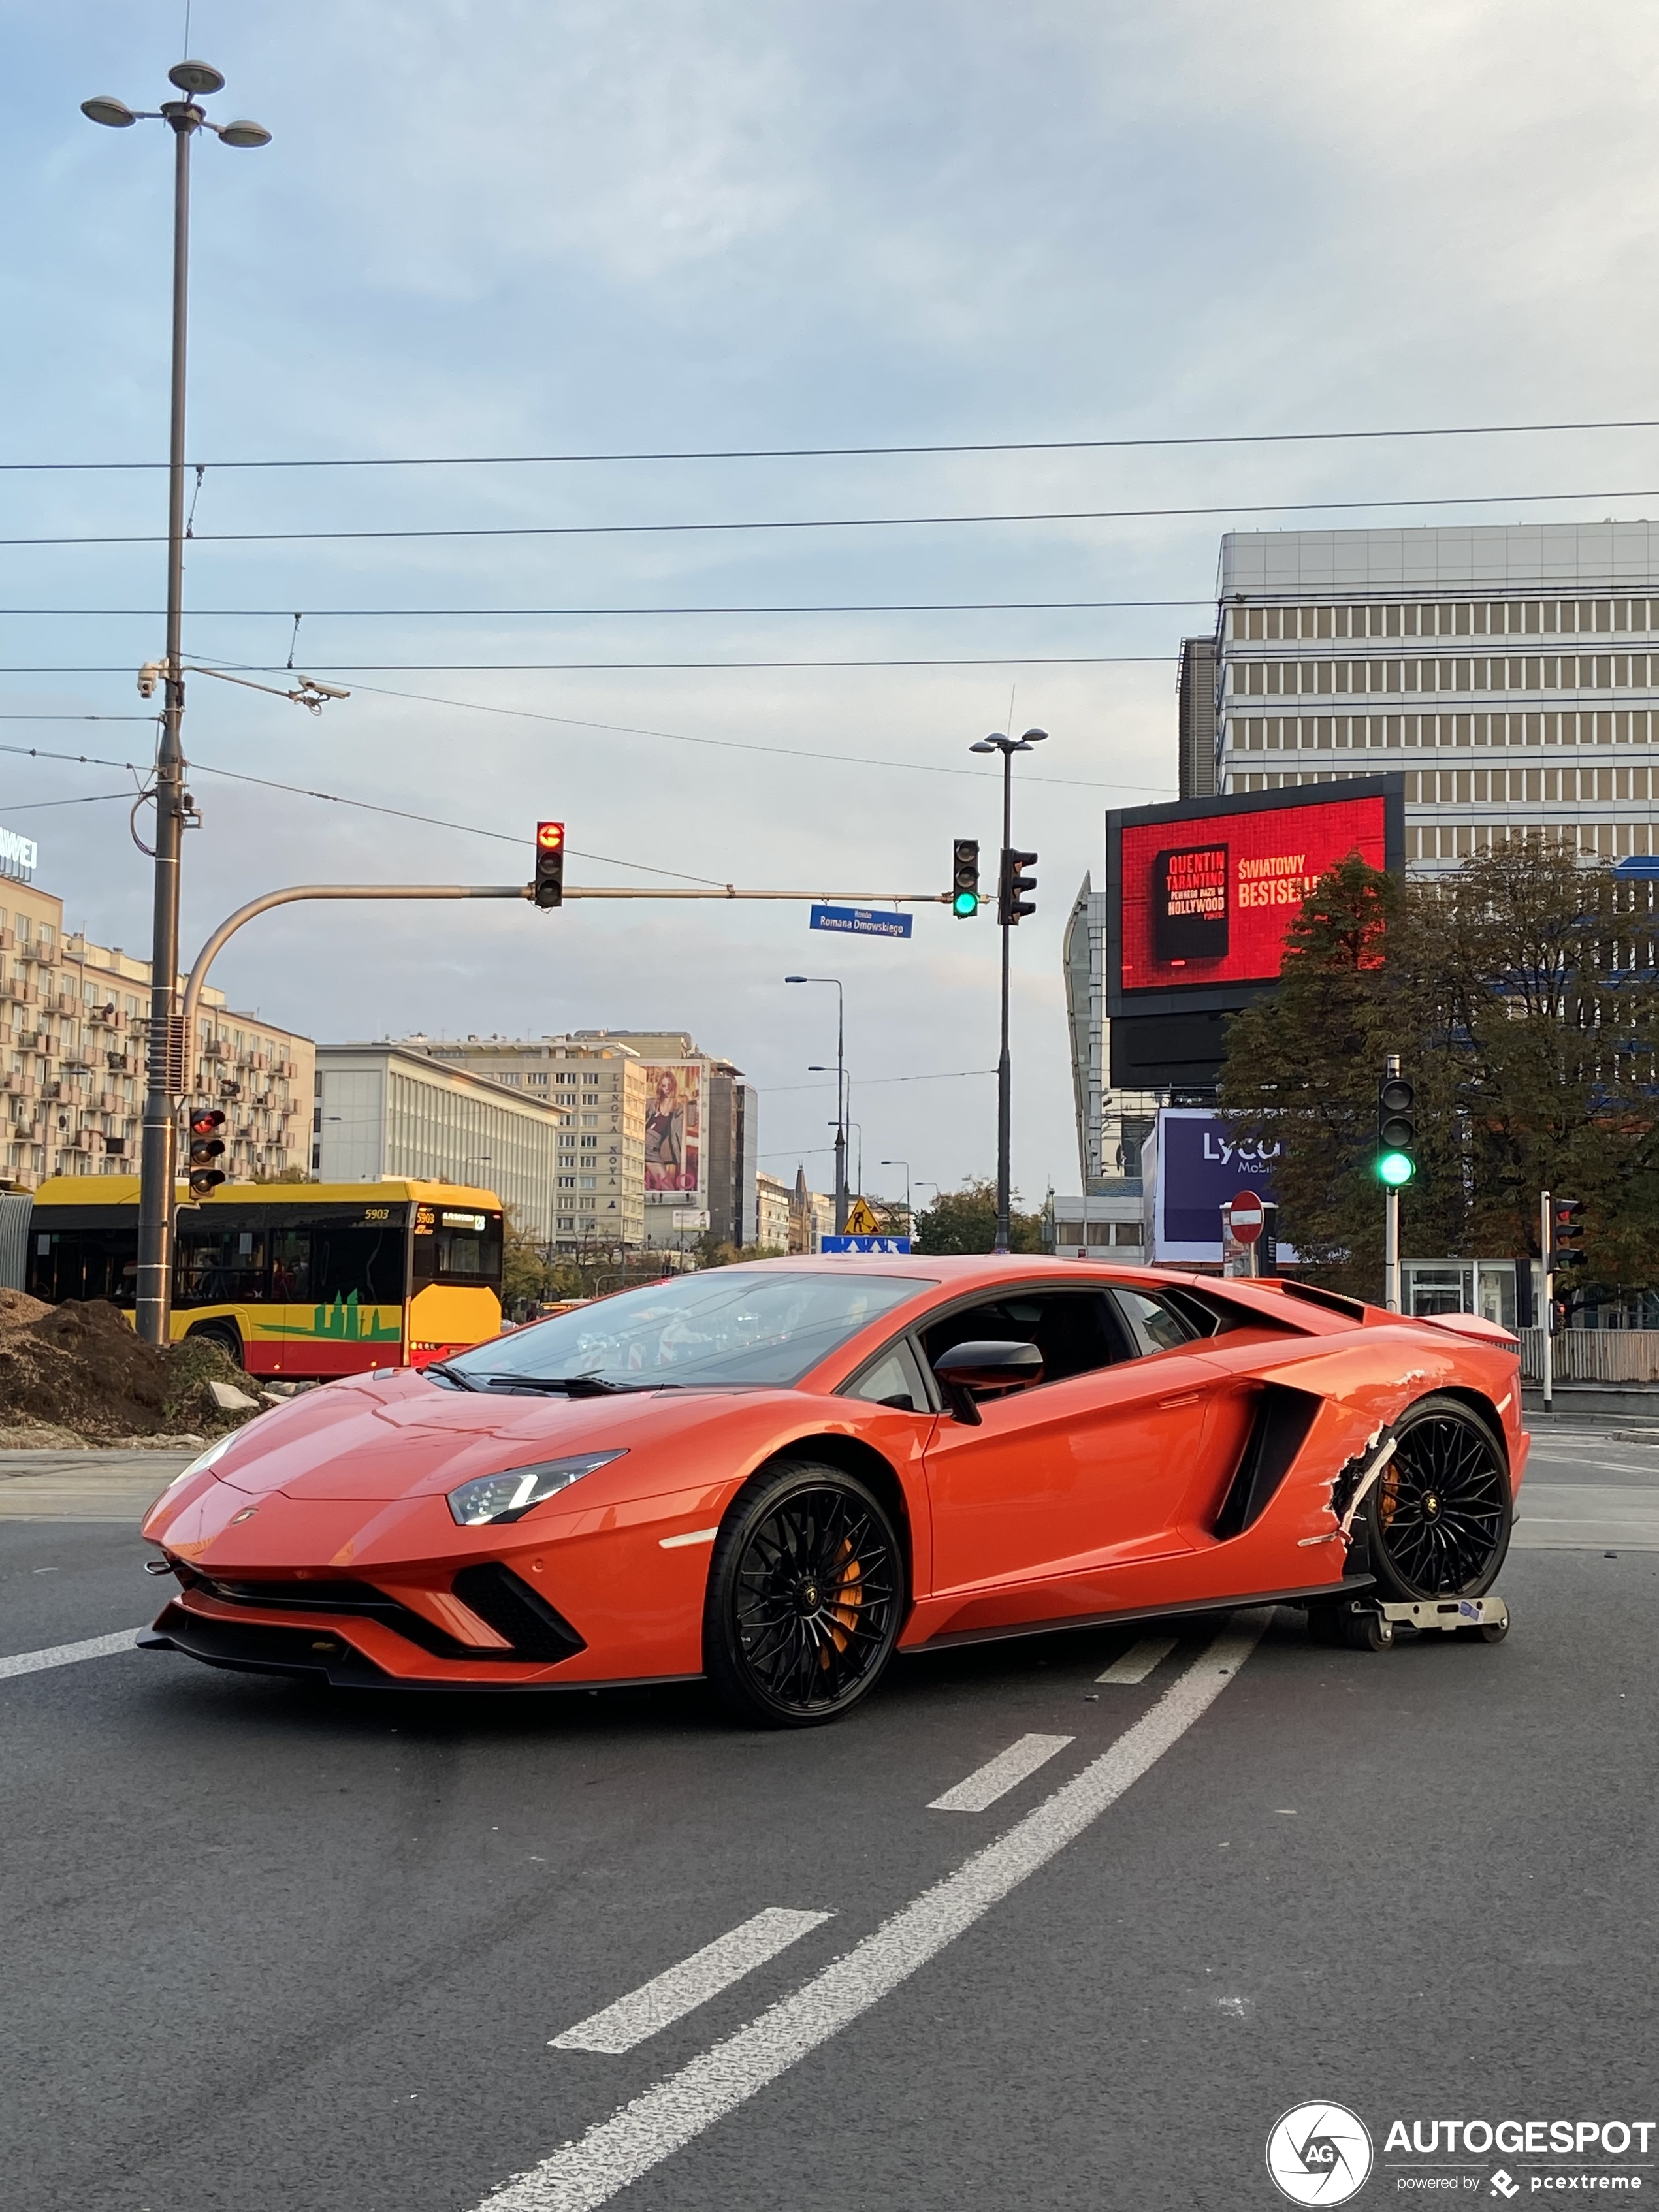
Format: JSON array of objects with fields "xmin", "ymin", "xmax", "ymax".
[{"xmin": 139, "ymin": 1607, "xmax": 696, "ymax": 1696}]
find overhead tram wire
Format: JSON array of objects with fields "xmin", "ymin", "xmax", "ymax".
[
  {"xmin": 0, "ymin": 656, "xmax": 1176, "ymax": 674},
  {"xmin": 0, "ymin": 597, "xmax": 1216, "ymax": 617},
  {"xmin": 10, "ymin": 410, "xmax": 1659, "ymax": 472},
  {"xmin": 17, "ymin": 483, "xmax": 1659, "ymax": 549}
]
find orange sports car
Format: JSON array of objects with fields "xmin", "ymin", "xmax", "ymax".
[{"xmin": 138, "ymin": 1256, "xmax": 1526, "ymax": 1725}]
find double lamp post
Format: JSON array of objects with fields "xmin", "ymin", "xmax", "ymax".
[{"xmin": 81, "ymin": 61, "xmax": 270, "ymax": 1345}]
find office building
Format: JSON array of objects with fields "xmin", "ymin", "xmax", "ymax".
[
  {"xmin": 312, "ymin": 1044, "xmax": 568, "ymax": 1241},
  {"xmin": 394, "ymin": 1035, "xmax": 645, "ymax": 1251},
  {"xmin": 755, "ymin": 1171, "xmax": 793, "ymax": 1254},
  {"xmin": 0, "ymin": 857, "xmax": 313, "ymax": 1191},
  {"xmin": 1176, "ymin": 635, "xmax": 1219, "ymax": 799},
  {"xmin": 1214, "ymin": 521, "xmax": 1659, "ymax": 869},
  {"xmin": 571, "ymin": 1031, "xmax": 758, "ymax": 1252}
]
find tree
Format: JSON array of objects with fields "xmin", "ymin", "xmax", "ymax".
[
  {"xmin": 913, "ymin": 1178, "xmax": 1043, "ymax": 1255},
  {"xmin": 1220, "ymin": 842, "xmax": 1659, "ymax": 1304},
  {"xmin": 500, "ymin": 1209, "xmax": 553, "ymax": 1310}
]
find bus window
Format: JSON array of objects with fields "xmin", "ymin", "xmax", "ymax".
[
  {"xmin": 27, "ymin": 1225, "xmax": 137, "ymax": 1305},
  {"xmin": 176, "ymin": 1224, "xmax": 267, "ymax": 1308},
  {"xmin": 412, "ymin": 1209, "xmax": 504, "ymax": 1290},
  {"xmin": 268, "ymin": 1225, "xmax": 311, "ymax": 1302},
  {"xmin": 312, "ymin": 1223, "xmax": 406, "ymax": 1307}
]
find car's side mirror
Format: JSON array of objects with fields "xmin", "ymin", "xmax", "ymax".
[{"xmin": 931, "ymin": 1338, "xmax": 1044, "ymax": 1425}]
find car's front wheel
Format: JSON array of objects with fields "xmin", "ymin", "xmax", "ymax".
[
  {"xmin": 703, "ymin": 1461, "xmax": 904, "ymax": 1727},
  {"xmin": 1361, "ymin": 1393, "xmax": 1511, "ymax": 1601}
]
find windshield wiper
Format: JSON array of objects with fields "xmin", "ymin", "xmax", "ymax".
[
  {"xmin": 423, "ymin": 1362, "xmax": 479, "ymax": 1392},
  {"xmin": 480, "ymin": 1372, "xmax": 634, "ymax": 1396}
]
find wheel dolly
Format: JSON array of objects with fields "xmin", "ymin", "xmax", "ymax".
[{"xmin": 1307, "ymin": 1591, "xmax": 1511, "ymax": 1652}]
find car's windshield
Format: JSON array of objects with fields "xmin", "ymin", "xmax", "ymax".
[{"xmin": 445, "ymin": 1270, "xmax": 933, "ymax": 1389}]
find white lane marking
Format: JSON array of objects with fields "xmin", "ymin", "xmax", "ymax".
[
  {"xmin": 475, "ymin": 1612, "xmax": 1264, "ymax": 2212},
  {"xmin": 0, "ymin": 1627, "xmax": 148, "ymax": 1680},
  {"xmin": 927, "ymin": 1732, "xmax": 1075, "ymax": 1812},
  {"xmin": 551, "ymin": 1909, "xmax": 833, "ymax": 2055},
  {"xmin": 1097, "ymin": 1635, "xmax": 1179, "ymax": 1685},
  {"xmin": 656, "ymin": 1527, "xmax": 720, "ymax": 1551}
]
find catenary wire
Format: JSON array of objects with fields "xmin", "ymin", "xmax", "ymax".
[
  {"xmin": 8, "ymin": 412, "xmax": 1659, "ymax": 471},
  {"xmin": 0, "ymin": 656, "xmax": 1176, "ymax": 672},
  {"xmin": 16, "ymin": 483, "xmax": 1659, "ymax": 549},
  {"xmin": 0, "ymin": 598, "xmax": 1214, "ymax": 617}
]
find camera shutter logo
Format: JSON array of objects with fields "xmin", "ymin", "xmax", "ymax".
[{"xmin": 1266, "ymin": 2102, "xmax": 1374, "ymax": 2205}]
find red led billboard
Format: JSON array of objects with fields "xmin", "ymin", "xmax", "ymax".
[{"xmin": 1117, "ymin": 792, "xmax": 1389, "ymax": 995}]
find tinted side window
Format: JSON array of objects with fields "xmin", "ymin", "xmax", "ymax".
[
  {"xmin": 842, "ymin": 1338, "xmax": 929, "ymax": 1411},
  {"xmin": 919, "ymin": 1291, "xmax": 1131, "ymax": 1386},
  {"xmin": 175, "ymin": 1225, "xmax": 266, "ymax": 1308},
  {"xmin": 313, "ymin": 1224, "xmax": 406, "ymax": 1307},
  {"xmin": 1112, "ymin": 1287, "xmax": 1202, "ymax": 1354}
]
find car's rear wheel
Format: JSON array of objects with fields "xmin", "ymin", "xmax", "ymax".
[
  {"xmin": 1362, "ymin": 1394, "xmax": 1511, "ymax": 1602},
  {"xmin": 703, "ymin": 1462, "xmax": 903, "ymax": 1727}
]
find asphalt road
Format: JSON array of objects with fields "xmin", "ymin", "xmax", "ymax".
[{"xmin": 3, "ymin": 1428, "xmax": 1658, "ymax": 2212}]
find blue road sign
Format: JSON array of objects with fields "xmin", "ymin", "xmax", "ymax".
[
  {"xmin": 809, "ymin": 904, "xmax": 913, "ymax": 940},
  {"xmin": 820, "ymin": 1234, "xmax": 912, "ymax": 1254}
]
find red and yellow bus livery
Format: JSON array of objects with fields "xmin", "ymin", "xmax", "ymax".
[{"xmin": 24, "ymin": 1178, "xmax": 504, "ymax": 1379}]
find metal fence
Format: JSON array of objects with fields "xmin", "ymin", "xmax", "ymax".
[{"xmin": 1517, "ymin": 1328, "xmax": 1659, "ymax": 1383}]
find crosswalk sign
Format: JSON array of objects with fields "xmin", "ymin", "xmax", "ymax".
[{"xmin": 842, "ymin": 1196, "xmax": 881, "ymax": 1236}]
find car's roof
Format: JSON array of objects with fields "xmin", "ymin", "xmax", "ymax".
[{"xmin": 730, "ymin": 1254, "xmax": 1187, "ymax": 1289}]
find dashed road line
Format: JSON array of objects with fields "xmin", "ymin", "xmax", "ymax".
[
  {"xmin": 1097, "ymin": 1635, "xmax": 1178, "ymax": 1685},
  {"xmin": 479, "ymin": 1611, "xmax": 1264, "ymax": 2212},
  {"xmin": 0, "ymin": 1628, "xmax": 148, "ymax": 1680},
  {"xmin": 551, "ymin": 1910, "xmax": 834, "ymax": 2055},
  {"xmin": 927, "ymin": 1731, "xmax": 1075, "ymax": 1812}
]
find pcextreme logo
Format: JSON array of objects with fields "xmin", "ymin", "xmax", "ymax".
[{"xmin": 1267, "ymin": 2103, "xmax": 1375, "ymax": 2205}]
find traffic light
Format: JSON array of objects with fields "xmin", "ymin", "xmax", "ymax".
[
  {"xmin": 187, "ymin": 1108, "xmax": 226, "ymax": 1198},
  {"xmin": 1376, "ymin": 1072, "xmax": 1417, "ymax": 1186},
  {"xmin": 997, "ymin": 847, "xmax": 1038, "ymax": 927},
  {"xmin": 952, "ymin": 838, "xmax": 980, "ymax": 918},
  {"xmin": 534, "ymin": 820, "xmax": 566, "ymax": 909},
  {"xmin": 1551, "ymin": 1197, "xmax": 1587, "ymax": 1269}
]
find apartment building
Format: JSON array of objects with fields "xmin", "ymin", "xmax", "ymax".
[
  {"xmin": 0, "ymin": 863, "xmax": 313, "ymax": 1191},
  {"xmin": 1213, "ymin": 522, "xmax": 1659, "ymax": 870},
  {"xmin": 396, "ymin": 1034, "xmax": 645, "ymax": 1251},
  {"xmin": 312, "ymin": 1044, "xmax": 568, "ymax": 1242}
]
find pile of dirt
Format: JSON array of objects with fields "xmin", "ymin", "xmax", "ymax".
[{"xmin": 0, "ymin": 1300, "xmax": 261, "ymax": 1445}]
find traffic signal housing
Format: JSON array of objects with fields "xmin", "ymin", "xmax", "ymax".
[
  {"xmin": 952, "ymin": 838, "xmax": 980, "ymax": 918},
  {"xmin": 998, "ymin": 847, "xmax": 1038, "ymax": 927},
  {"xmin": 187, "ymin": 1108, "xmax": 226, "ymax": 1199},
  {"xmin": 1376, "ymin": 1072, "xmax": 1417, "ymax": 1186},
  {"xmin": 534, "ymin": 820, "xmax": 566, "ymax": 909},
  {"xmin": 1551, "ymin": 1197, "xmax": 1587, "ymax": 1269}
]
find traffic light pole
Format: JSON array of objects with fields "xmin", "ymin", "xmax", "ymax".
[
  {"xmin": 995, "ymin": 746, "xmax": 1014, "ymax": 1255},
  {"xmin": 1540, "ymin": 1187, "xmax": 1553, "ymax": 1417},
  {"xmin": 1383, "ymin": 1051, "xmax": 1402, "ymax": 1312}
]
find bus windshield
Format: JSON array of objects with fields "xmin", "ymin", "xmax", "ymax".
[{"xmin": 445, "ymin": 1270, "xmax": 930, "ymax": 1390}]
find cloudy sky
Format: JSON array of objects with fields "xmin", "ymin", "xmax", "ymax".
[{"xmin": 6, "ymin": 1, "xmax": 1659, "ymax": 1210}]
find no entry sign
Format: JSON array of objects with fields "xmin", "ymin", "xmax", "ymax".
[{"xmin": 1223, "ymin": 1190, "xmax": 1265, "ymax": 1244}]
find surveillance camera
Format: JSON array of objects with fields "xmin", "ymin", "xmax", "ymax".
[
  {"xmin": 298, "ymin": 676, "xmax": 351, "ymax": 701},
  {"xmin": 137, "ymin": 660, "xmax": 163, "ymax": 699}
]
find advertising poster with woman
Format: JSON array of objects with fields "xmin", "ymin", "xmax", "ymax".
[{"xmin": 643, "ymin": 1063, "xmax": 703, "ymax": 1195}]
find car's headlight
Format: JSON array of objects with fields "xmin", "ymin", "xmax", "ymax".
[
  {"xmin": 447, "ymin": 1451, "xmax": 627, "ymax": 1527},
  {"xmin": 148, "ymin": 1429, "xmax": 240, "ymax": 1514}
]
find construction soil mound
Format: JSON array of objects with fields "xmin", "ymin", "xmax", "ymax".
[{"xmin": 0, "ymin": 1300, "xmax": 255, "ymax": 1444}]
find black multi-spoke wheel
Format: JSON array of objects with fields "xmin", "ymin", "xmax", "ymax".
[
  {"xmin": 703, "ymin": 1462, "xmax": 904, "ymax": 1727},
  {"xmin": 1362, "ymin": 1394, "xmax": 1511, "ymax": 1602}
]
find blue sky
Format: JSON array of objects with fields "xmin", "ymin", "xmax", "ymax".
[{"xmin": 7, "ymin": 1, "xmax": 1659, "ymax": 1207}]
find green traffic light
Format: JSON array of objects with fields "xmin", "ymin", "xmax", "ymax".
[
  {"xmin": 1377, "ymin": 1150, "xmax": 1415, "ymax": 1187},
  {"xmin": 952, "ymin": 891, "xmax": 978, "ymax": 917}
]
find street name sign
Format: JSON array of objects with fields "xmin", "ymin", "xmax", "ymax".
[
  {"xmin": 809, "ymin": 904, "xmax": 913, "ymax": 940},
  {"xmin": 820, "ymin": 1234, "xmax": 912, "ymax": 1254}
]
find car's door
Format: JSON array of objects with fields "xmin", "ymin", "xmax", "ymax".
[{"xmin": 917, "ymin": 1282, "xmax": 1223, "ymax": 1599}]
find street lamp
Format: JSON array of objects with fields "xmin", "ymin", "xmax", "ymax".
[
  {"xmin": 786, "ymin": 976, "xmax": 846, "ymax": 1232},
  {"xmin": 969, "ymin": 727, "xmax": 1048, "ymax": 1253},
  {"xmin": 880, "ymin": 1157, "xmax": 912, "ymax": 1220},
  {"xmin": 82, "ymin": 59, "xmax": 270, "ymax": 1347}
]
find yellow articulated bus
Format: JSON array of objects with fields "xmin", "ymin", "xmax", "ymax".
[{"xmin": 24, "ymin": 1178, "xmax": 504, "ymax": 1379}]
